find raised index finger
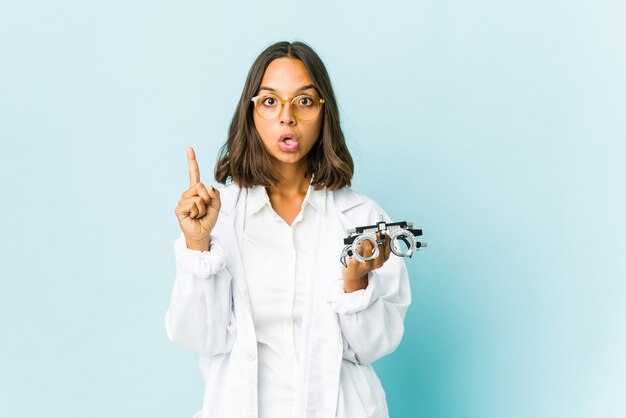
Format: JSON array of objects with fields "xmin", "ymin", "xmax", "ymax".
[{"xmin": 187, "ymin": 147, "xmax": 201, "ymax": 186}]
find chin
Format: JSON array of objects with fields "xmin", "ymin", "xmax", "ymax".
[
  {"xmin": 278, "ymin": 155, "xmax": 304, "ymax": 164},
  {"xmin": 271, "ymin": 152, "xmax": 306, "ymax": 165}
]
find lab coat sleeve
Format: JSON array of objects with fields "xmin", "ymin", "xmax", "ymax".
[
  {"xmin": 327, "ymin": 256, "xmax": 410, "ymax": 365},
  {"xmin": 164, "ymin": 233, "xmax": 236, "ymax": 355}
]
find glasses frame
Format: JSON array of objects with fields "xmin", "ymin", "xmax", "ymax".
[{"xmin": 250, "ymin": 93, "xmax": 325, "ymax": 121}]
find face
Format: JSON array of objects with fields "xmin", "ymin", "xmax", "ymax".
[{"xmin": 252, "ymin": 58, "xmax": 323, "ymax": 169}]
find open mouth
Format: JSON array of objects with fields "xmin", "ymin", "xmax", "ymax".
[
  {"xmin": 279, "ymin": 133, "xmax": 297, "ymax": 143},
  {"xmin": 278, "ymin": 133, "xmax": 299, "ymax": 152}
]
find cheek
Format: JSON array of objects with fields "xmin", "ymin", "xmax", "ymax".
[{"xmin": 253, "ymin": 115, "xmax": 272, "ymax": 144}]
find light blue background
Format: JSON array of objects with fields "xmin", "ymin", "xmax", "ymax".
[{"xmin": 1, "ymin": 0, "xmax": 625, "ymax": 417}]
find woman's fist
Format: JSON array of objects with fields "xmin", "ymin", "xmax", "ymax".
[
  {"xmin": 174, "ymin": 147, "xmax": 221, "ymax": 251},
  {"xmin": 341, "ymin": 232, "xmax": 391, "ymax": 292}
]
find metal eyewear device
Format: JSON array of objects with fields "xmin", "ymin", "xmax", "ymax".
[{"xmin": 340, "ymin": 217, "xmax": 427, "ymax": 267}]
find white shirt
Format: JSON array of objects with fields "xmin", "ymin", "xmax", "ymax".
[{"xmin": 242, "ymin": 185, "xmax": 326, "ymax": 417}]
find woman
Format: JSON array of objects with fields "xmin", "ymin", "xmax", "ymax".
[{"xmin": 166, "ymin": 41, "xmax": 411, "ymax": 418}]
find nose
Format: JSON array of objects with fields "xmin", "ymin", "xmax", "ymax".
[{"xmin": 279, "ymin": 100, "xmax": 296, "ymax": 125}]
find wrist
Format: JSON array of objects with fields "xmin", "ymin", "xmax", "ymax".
[
  {"xmin": 185, "ymin": 238, "xmax": 210, "ymax": 251},
  {"xmin": 343, "ymin": 274, "xmax": 369, "ymax": 293}
]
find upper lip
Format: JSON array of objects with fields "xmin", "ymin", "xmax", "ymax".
[{"xmin": 278, "ymin": 132, "xmax": 298, "ymax": 142}]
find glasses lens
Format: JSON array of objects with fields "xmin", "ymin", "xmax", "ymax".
[
  {"xmin": 292, "ymin": 95, "xmax": 320, "ymax": 120},
  {"xmin": 256, "ymin": 95, "xmax": 281, "ymax": 119}
]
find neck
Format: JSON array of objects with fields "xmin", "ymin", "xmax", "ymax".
[{"xmin": 267, "ymin": 159, "xmax": 311, "ymax": 197}]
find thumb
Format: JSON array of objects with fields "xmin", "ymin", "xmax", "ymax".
[{"xmin": 207, "ymin": 185, "xmax": 221, "ymax": 210}]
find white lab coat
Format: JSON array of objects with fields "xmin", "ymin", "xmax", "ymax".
[{"xmin": 165, "ymin": 184, "xmax": 411, "ymax": 418}]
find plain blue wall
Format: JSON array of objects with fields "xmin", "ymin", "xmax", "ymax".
[{"xmin": 1, "ymin": 0, "xmax": 625, "ymax": 417}]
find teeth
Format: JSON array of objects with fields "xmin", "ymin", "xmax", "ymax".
[{"xmin": 284, "ymin": 139, "xmax": 292, "ymax": 144}]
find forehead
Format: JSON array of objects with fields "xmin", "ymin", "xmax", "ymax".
[{"xmin": 259, "ymin": 58, "xmax": 314, "ymax": 94}]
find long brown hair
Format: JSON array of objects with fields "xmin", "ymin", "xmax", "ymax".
[{"xmin": 214, "ymin": 41, "xmax": 354, "ymax": 191}]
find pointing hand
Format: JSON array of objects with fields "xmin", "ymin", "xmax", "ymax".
[{"xmin": 174, "ymin": 147, "xmax": 221, "ymax": 251}]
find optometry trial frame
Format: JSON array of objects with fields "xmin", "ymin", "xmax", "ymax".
[{"xmin": 340, "ymin": 216, "xmax": 427, "ymax": 267}]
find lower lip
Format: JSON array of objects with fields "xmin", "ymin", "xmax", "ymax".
[{"xmin": 278, "ymin": 140, "xmax": 299, "ymax": 152}]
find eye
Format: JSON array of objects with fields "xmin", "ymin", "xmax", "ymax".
[
  {"xmin": 261, "ymin": 96, "xmax": 278, "ymax": 107},
  {"xmin": 297, "ymin": 96, "xmax": 314, "ymax": 106}
]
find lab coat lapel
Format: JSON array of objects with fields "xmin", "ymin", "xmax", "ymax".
[
  {"xmin": 331, "ymin": 187, "xmax": 366, "ymax": 231},
  {"xmin": 216, "ymin": 185, "xmax": 249, "ymax": 296}
]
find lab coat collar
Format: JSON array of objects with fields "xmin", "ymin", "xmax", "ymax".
[
  {"xmin": 330, "ymin": 187, "xmax": 365, "ymax": 213},
  {"xmin": 247, "ymin": 184, "xmax": 327, "ymax": 216},
  {"xmin": 217, "ymin": 183, "xmax": 239, "ymax": 216},
  {"xmin": 222, "ymin": 183, "xmax": 330, "ymax": 216},
  {"xmin": 219, "ymin": 183, "xmax": 365, "ymax": 215}
]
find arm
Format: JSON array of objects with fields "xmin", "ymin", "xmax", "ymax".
[
  {"xmin": 328, "ymin": 255, "xmax": 410, "ymax": 365},
  {"xmin": 164, "ymin": 233, "xmax": 236, "ymax": 355},
  {"xmin": 327, "ymin": 205, "xmax": 412, "ymax": 365}
]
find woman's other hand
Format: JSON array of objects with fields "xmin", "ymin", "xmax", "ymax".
[
  {"xmin": 174, "ymin": 147, "xmax": 221, "ymax": 251},
  {"xmin": 341, "ymin": 232, "xmax": 391, "ymax": 292}
]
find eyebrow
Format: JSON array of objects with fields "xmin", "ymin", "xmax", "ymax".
[{"xmin": 258, "ymin": 84, "xmax": 317, "ymax": 94}]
